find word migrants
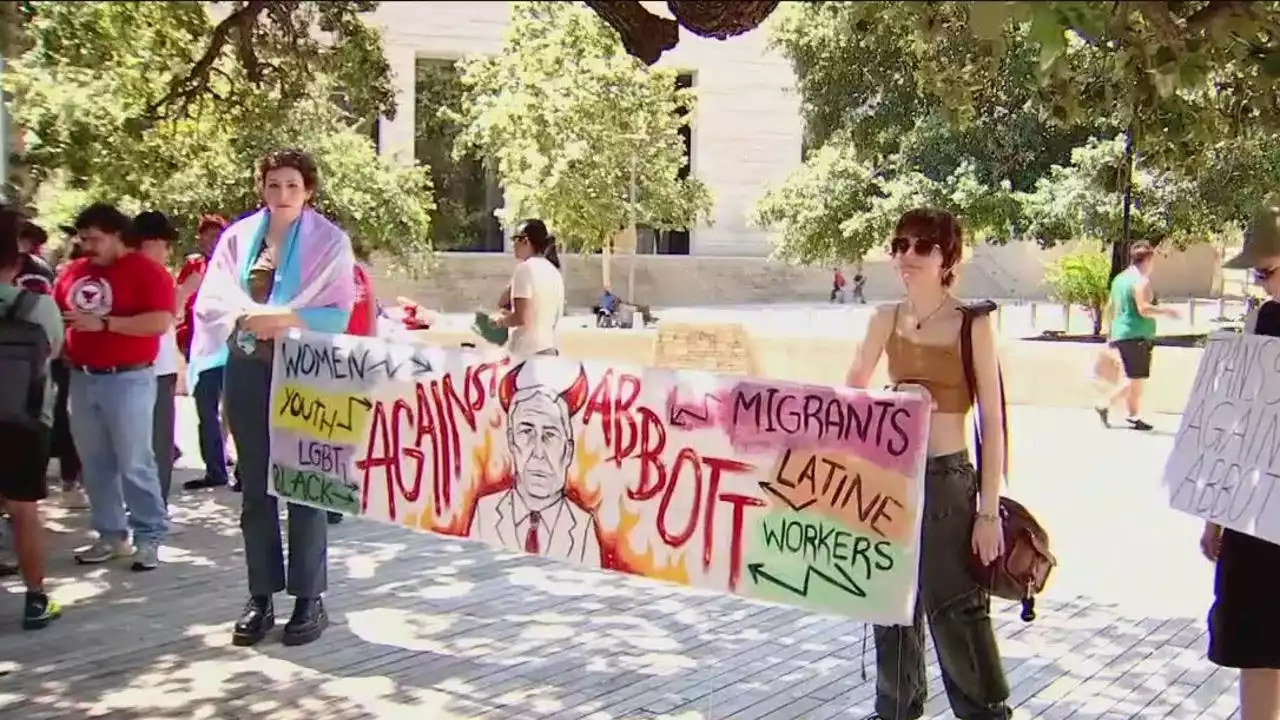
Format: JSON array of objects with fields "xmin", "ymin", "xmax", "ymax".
[
  {"xmin": 1164, "ymin": 332, "xmax": 1280, "ymax": 544},
  {"xmin": 268, "ymin": 330, "xmax": 933, "ymax": 624}
]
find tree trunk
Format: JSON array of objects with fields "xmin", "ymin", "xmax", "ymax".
[
  {"xmin": 1109, "ymin": 128, "xmax": 1136, "ymax": 283},
  {"xmin": 1092, "ymin": 306, "xmax": 1104, "ymax": 337}
]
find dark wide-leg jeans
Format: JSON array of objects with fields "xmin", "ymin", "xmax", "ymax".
[
  {"xmin": 152, "ymin": 373, "xmax": 177, "ymax": 505},
  {"xmin": 223, "ymin": 356, "xmax": 328, "ymax": 599},
  {"xmin": 873, "ymin": 452, "xmax": 1011, "ymax": 720}
]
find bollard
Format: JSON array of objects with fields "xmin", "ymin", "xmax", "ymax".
[
  {"xmin": 1063, "ymin": 303, "xmax": 1070, "ymax": 334},
  {"xmin": 1030, "ymin": 302, "xmax": 1038, "ymax": 329},
  {"xmin": 1188, "ymin": 298, "xmax": 1196, "ymax": 328},
  {"xmin": 996, "ymin": 304, "xmax": 1004, "ymax": 333},
  {"xmin": 1218, "ymin": 297, "xmax": 1226, "ymax": 320}
]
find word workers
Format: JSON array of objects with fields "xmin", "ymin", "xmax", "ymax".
[
  {"xmin": 581, "ymin": 369, "xmax": 765, "ymax": 590},
  {"xmin": 759, "ymin": 514, "xmax": 894, "ymax": 594}
]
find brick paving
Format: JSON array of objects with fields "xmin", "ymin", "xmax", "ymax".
[{"xmin": 0, "ymin": 404, "xmax": 1238, "ymax": 719}]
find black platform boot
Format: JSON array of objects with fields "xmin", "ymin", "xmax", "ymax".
[
  {"xmin": 232, "ymin": 595, "xmax": 274, "ymax": 646},
  {"xmin": 282, "ymin": 596, "xmax": 328, "ymax": 646}
]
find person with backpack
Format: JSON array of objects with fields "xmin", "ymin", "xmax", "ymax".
[
  {"xmin": 845, "ymin": 208, "xmax": 1011, "ymax": 720},
  {"xmin": 0, "ymin": 206, "xmax": 66, "ymax": 629}
]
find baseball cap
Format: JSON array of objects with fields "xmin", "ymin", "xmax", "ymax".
[
  {"xmin": 131, "ymin": 210, "xmax": 179, "ymax": 243},
  {"xmin": 1224, "ymin": 198, "xmax": 1280, "ymax": 269}
]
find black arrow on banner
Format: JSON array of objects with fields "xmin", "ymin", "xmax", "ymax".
[{"xmin": 747, "ymin": 562, "xmax": 866, "ymax": 598}]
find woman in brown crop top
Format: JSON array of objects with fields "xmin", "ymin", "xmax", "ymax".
[{"xmin": 845, "ymin": 208, "xmax": 1011, "ymax": 720}]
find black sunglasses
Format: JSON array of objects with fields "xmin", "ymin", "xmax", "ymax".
[{"xmin": 891, "ymin": 236, "xmax": 938, "ymax": 256}]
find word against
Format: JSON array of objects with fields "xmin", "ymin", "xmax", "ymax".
[
  {"xmin": 268, "ymin": 331, "xmax": 932, "ymax": 625},
  {"xmin": 1163, "ymin": 332, "xmax": 1280, "ymax": 544}
]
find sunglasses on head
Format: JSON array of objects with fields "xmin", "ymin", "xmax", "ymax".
[{"xmin": 891, "ymin": 236, "xmax": 938, "ymax": 256}]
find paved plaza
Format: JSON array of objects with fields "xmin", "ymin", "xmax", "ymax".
[{"xmin": 0, "ymin": 402, "xmax": 1237, "ymax": 719}]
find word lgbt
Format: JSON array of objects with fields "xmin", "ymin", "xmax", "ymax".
[
  {"xmin": 1164, "ymin": 332, "xmax": 1280, "ymax": 544},
  {"xmin": 268, "ymin": 330, "xmax": 933, "ymax": 625}
]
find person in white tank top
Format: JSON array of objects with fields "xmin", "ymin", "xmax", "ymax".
[{"xmin": 492, "ymin": 218, "xmax": 564, "ymax": 357}]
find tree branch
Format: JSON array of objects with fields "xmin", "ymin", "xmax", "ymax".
[
  {"xmin": 142, "ymin": 0, "xmax": 271, "ymax": 123},
  {"xmin": 666, "ymin": 1, "xmax": 780, "ymax": 40},
  {"xmin": 584, "ymin": 0, "xmax": 678, "ymax": 66}
]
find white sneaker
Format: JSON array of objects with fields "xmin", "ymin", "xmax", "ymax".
[
  {"xmin": 59, "ymin": 485, "xmax": 90, "ymax": 509},
  {"xmin": 75, "ymin": 537, "xmax": 133, "ymax": 565}
]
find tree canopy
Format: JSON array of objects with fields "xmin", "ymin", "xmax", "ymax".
[
  {"xmin": 4, "ymin": 1, "xmax": 433, "ymax": 267},
  {"xmin": 752, "ymin": 1, "xmax": 1280, "ymax": 266},
  {"xmin": 450, "ymin": 1, "xmax": 711, "ymax": 252}
]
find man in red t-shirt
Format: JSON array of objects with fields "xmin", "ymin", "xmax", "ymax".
[{"xmin": 53, "ymin": 203, "xmax": 175, "ymax": 571}]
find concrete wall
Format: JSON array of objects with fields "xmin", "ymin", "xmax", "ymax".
[
  {"xmin": 368, "ymin": 1, "xmax": 803, "ymax": 257},
  {"xmin": 410, "ymin": 323, "xmax": 1202, "ymax": 415},
  {"xmin": 370, "ymin": 240, "xmax": 1224, "ymax": 311}
]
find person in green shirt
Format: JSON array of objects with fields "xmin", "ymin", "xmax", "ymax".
[{"xmin": 1096, "ymin": 241, "xmax": 1179, "ymax": 430}]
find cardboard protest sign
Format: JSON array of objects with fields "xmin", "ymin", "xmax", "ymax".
[
  {"xmin": 268, "ymin": 329, "xmax": 932, "ymax": 624},
  {"xmin": 1164, "ymin": 332, "xmax": 1280, "ymax": 544}
]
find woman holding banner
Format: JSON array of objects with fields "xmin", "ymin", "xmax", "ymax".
[
  {"xmin": 845, "ymin": 208, "xmax": 1011, "ymax": 720},
  {"xmin": 1202, "ymin": 200, "xmax": 1280, "ymax": 720},
  {"xmin": 188, "ymin": 149, "xmax": 356, "ymax": 648}
]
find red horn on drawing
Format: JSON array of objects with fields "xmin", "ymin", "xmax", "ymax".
[
  {"xmin": 561, "ymin": 364, "xmax": 590, "ymax": 417},
  {"xmin": 498, "ymin": 361, "xmax": 524, "ymax": 412}
]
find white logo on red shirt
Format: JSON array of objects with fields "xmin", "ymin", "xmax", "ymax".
[{"xmin": 68, "ymin": 276, "xmax": 113, "ymax": 315}]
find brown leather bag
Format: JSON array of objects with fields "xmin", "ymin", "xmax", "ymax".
[{"xmin": 959, "ymin": 301, "xmax": 1057, "ymax": 622}]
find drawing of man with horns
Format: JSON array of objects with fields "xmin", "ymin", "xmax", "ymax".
[{"xmin": 473, "ymin": 358, "xmax": 602, "ymax": 566}]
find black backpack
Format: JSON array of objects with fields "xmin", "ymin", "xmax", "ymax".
[{"xmin": 0, "ymin": 290, "xmax": 51, "ymax": 429}]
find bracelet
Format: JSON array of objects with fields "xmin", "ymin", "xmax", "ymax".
[{"xmin": 976, "ymin": 512, "xmax": 1000, "ymax": 523}]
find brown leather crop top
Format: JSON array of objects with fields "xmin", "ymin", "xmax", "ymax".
[{"xmin": 884, "ymin": 307, "xmax": 972, "ymax": 414}]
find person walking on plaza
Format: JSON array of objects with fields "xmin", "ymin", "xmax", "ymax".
[
  {"xmin": 188, "ymin": 149, "xmax": 356, "ymax": 647},
  {"xmin": 1200, "ymin": 199, "xmax": 1280, "ymax": 720},
  {"xmin": 1094, "ymin": 241, "xmax": 1179, "ymax": 431},
  {"xmin": 845, "ymin": 208, "xmax": 1011, "ymax": 720},
  {"xmin": 180, "ymin": 214, "xmax": 236, "ymax": 492},
  {"xmin": 133, "ymin": 211, "xmax": 182, "ymax": 505},
  {"xmin": 490, "ymin": 218, "xmax": 564, "ymax": 357},
  {"xmin": 54, "ymin": 203, "xmax": 173, "ymax": 571},
  {"xmin": 0, "ymin": 206, "xmax": 65, "ymax": 629},
  {"xmin": 831, "ymin": 266, "xmax": 847, "ymax": 303}
]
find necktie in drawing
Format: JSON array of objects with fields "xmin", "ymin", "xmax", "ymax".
[{"xmin": 525, "ymin": 510, "xmax": 541, "ymax": 554}]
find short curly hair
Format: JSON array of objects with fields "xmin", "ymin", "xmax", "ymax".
[{"xmin": 255, "ymin": 149, "xmax": 320, "ymax": 194}]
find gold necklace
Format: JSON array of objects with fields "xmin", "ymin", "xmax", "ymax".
[{"xmin": 911, "ymin": 298, "xmax": 949, "ymax": 330}]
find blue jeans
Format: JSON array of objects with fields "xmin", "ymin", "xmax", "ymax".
[
  {"xmin": 69, "ymin": 369, "xmax": 168, "ymax": 545},
  {"xmin": 193, "ymin": 367, "xmax": 229, "ymax": 483}
]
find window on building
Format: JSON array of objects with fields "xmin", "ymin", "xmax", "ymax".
[
  {"xmin": 638, "ymin": 71, "xmax": 694, "ymax": 256},
  {"xmin": 414, "ymin": 58, "xmax": 504, "ymax": 252}
]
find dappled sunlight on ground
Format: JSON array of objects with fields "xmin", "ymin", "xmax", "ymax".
[{"xmin": 0, "ymin": 404, "xmax": 1243, "ymax": 718}]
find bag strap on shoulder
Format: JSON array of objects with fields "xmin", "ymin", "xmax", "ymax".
[
  {"xmin": 959, "ymin": 300, "xmax": 1010, "ymax": 482},
  {"xmin": 5, "ymin": 290, "xmax": 35, "ymax": 322}
]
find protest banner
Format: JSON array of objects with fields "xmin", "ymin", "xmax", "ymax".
[
  {"xmin": 268, "ymin": 329, "xmax": 932, "ymax": 625},
  {"xmin": 1164, "ymin": 331, "xmax": 1280, "ymax": 544}
]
